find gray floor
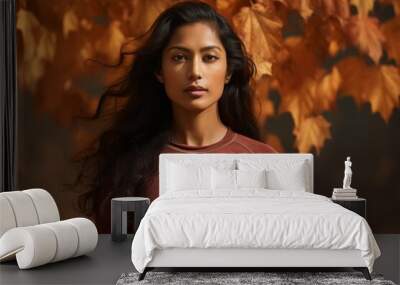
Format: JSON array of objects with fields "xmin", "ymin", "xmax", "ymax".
[
  {"xmin": 374, "ymin": 234, "xmax": 400, "ymax": 284},
  {"xmin": 0, "ymin": 235, "xmax": 134, "ymax": 285},
  {"xmin": 0, "ymin": 234, "xmax": 399, "ymax": 285}
]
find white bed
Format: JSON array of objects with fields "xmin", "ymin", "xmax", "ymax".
[{"xmin": 131, "ymin": 154, "xmax": 380, "ymax": 280}]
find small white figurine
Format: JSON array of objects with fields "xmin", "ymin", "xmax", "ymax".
[{"xmin": 342, "ymin": 156, "xmax": 353, "ymax": 189}]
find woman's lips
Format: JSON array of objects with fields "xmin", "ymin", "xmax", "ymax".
[{"xmin": 184, "ymin": 89, "xmax": 208, "ymax": 97}]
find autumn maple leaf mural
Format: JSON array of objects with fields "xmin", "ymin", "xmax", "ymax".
[{"xmin": 16, "ymin": 0, "xmax": 400, "ymax": 155}]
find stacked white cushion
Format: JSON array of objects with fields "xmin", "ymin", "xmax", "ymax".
[
  {"xmin": 0, "ymin": 196, "xmax": 17, "ymax": 237},
  {"xmin": 42, "ymin": 221, "xmax": 79, "ymax": 262},
  {"xmin": 0, "ymin": 189, "xmax": 59, "ymax": 236},
  {"xmin": 24, "ymin": 188, "xmax": 60, "ymax": 223},
  {"xmin": 64, "ymin": 218, "xmax": 98, "ymax": 257},
  {"xmin": 1, "ymin": 191, "xmax": 40, "ymax": 227},
  {"xmin": 0, "ymin": 189, "xmax": 98, "ymax": 269}
]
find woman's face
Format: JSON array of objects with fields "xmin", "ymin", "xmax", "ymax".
[{"xmin": 156, "ymin": 22, "xmax": 230, "ymax": 112}]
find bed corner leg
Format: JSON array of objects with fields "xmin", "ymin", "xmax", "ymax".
[
  {"xmin": 138, "ymin": 268, "xmax": 147, "ymax": 281},
  {"xmin": 362, "ymin": 267, "xmax": 372, "ymax": 280},
  {"xmin": 354, "ymin": 267, "xmax": 371, "ymax": 280}
]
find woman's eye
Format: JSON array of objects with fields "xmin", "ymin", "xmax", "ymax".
[
  {"xmin": 172, "ymin": 54, "xmax": 187, "ymax": 62},
  {"xmin": 204, "ymin": 55, "xmax": 218, "ymax": 62}
]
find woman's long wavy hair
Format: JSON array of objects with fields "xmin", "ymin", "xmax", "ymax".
[{"xmin": 74, "ymin": 1, "xmax": 261, "ymax": 230}]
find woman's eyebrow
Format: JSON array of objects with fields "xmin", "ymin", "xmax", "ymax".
[{"xmin": 167, "ymin": 45, "xmax": 222, "ymax": 52}]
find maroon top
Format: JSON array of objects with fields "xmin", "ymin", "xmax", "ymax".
[{"xmin": 144, "ymin": 128, "xmax": 277, "ymax": 202}]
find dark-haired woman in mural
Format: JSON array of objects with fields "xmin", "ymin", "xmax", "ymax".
[{"xmin": 76, "ymin": 1, "xmax": 276, "ymax": 233}]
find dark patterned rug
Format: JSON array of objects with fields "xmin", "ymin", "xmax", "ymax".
[{"xmin": 116, "ymin": 271, "xmax": 396, "ymax": 285}]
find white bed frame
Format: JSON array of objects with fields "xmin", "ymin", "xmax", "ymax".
[{"xmin": 140, "ymin": 154, "xmax": 370, "ymax": 280}]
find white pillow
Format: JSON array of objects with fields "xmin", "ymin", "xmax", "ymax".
[
  {"xmin": 237, "ymin": 169, "xmax": 267, "ymax": 188},
  {"xmin": 167, "ymin": 162, "xmax": 212, "ymax": 191},
  {"xmin": 211, "ymin": 168, "xmax": 268, "ymax": 190},
  {"xmin": 266, "ymin": 167, "xmax": 306, "ymax": 191},
  {"xmin": 212, "ymin": 168, "xmax": 237, "ymax": 190},
  {"xmin": 237, "ymin": 159, "xmax": 308, "ymax": 191}
]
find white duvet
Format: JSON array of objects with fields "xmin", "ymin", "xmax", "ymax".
[{"xmin": 131, "ymin": 189, "xmax": 380, "ymax": 273}]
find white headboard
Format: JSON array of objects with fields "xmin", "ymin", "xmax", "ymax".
[{"xmin": 159, "ymin": 153, "xmax": 314, "ymax": 195}]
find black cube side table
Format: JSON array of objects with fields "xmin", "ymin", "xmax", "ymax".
[
  {"xmin": 331, "ymin": 198, "xmax": 366, "ymax": 219},
  {"xmin": 111, "ymin": 197, "xmax": 150, "ymax": 242}
]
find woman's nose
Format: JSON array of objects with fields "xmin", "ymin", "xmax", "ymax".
[{"xmin": 187, "ymin": 56, "xmax": 202, "ymax": 81}]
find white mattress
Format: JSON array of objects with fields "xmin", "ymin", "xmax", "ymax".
[{"xmin": 131, "ymin": 190, "xmax": 380, "ymax": 273}]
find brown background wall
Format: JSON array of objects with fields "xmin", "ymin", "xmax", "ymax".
[{"xmin": 16, "ymin": 0, "xmax": 400, "ymax": 233}]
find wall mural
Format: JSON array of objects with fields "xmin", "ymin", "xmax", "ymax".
[{"xmin": 16, "ymin": 0, "xmax": 400, "ymax": 233}]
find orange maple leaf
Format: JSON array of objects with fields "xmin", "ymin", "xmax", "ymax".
[
  {"xmin": 273, "ymin": 38, "xmax": 316, "ymax": 124},
  {"xmin": 350, "ymin": 0, "xmax": 374, "ymax": 16},
  {"xmin": 294, "ymin": 115, "xmax": 332, "ymax": 153},
  {"xmin": 313, "ymin": 67, "xmax": 342, "ymax": 111},
  {"xmin": 338, "ymin": 57, "xmax": 400, "ymax": 122},
  {"xmin": 279, "ymin": 86, "xmax": 315, "ymax": 127},
  {"xmin": 381, "ymin": 16, "xmax": 400, "ymax": 65},
  {"xmin": 337, "ymin": 57, "xmax": 371, "ymax": 105},
  {"xmin": 345, "ymin": 15, "xmax": 385, "ymax": 64},
  {"xmin": 215, "ymin": 0, "xmax": 249, "ymax": 18},
  {"xmin": 232, "ymin": 2, "xmax": 284, "ymax": 78},
  {"xmin": 285, "ymin": 0, "xmax": 314, "ymax": 19},
  {"xmin": 279, "ymin": 67, "xmax": 341, "ymax": 126},
  {"xmin": 369, "ymin": 66, "xmax": 400, "ymax": 123},
  {"xmin": 273, "ymin": 37, "xmax": 320, "ymax": 91},
  {"xmin": 311, "ymin": 0, "xmax": 350, "ymax": 22},
  {"xmin": 274, "ymin": 37, "xmax": 341, "ymax": 126},
  {"xmin": 304, "ymin": 15, "xmax": 347, "ymax": 58}
]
